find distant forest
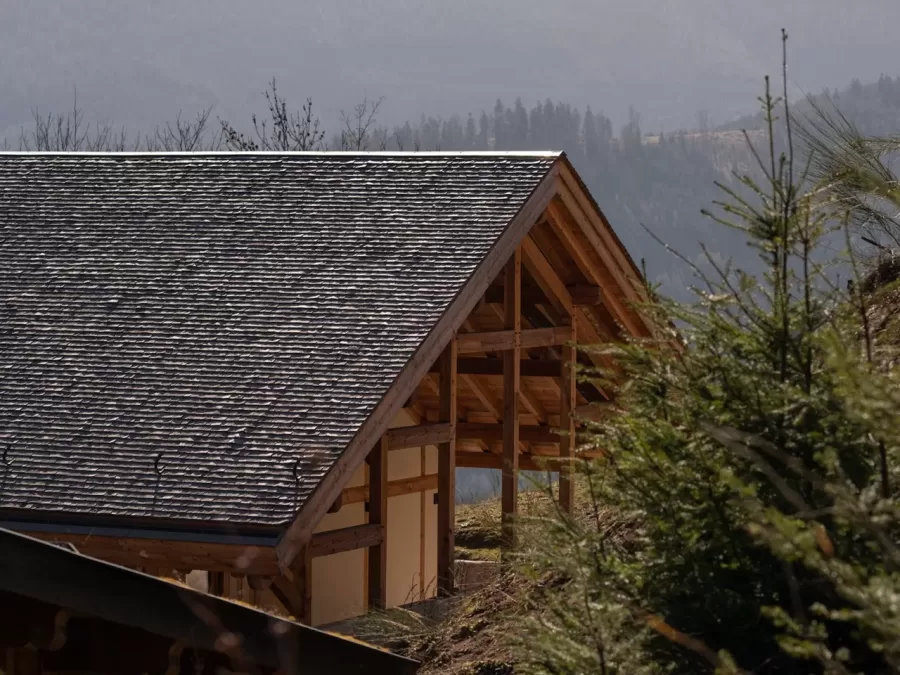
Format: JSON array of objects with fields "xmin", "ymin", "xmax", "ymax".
[{"xmin": 374, "ymin": 74, "xmax": 900, "ymax": 298}]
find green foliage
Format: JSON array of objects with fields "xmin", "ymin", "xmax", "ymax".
[{"xmin": 516, "ymin": 49, "xmax": 900, "ymax": 674}]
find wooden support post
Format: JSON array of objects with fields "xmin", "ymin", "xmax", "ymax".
[
  {"xmin": 367, "ymin": 437, "xmax": 388, "ymax": 611},
  {"xmin": 272, "ymin": 545, "xmax": 312, "ymax": 623},
  {"xmin": 502, "ymin": 248, "xmax": 521, "ymax": 550},
  {"xmin": 559, "ymin": 314, "xmax": 577, "ymax": 513},
  {"xmin": 437, "ymin": 339, "xmax": 458, "ymax": 596},
  {"xmin": 207, "ymin": 571, "xmax": 225, "ymax": 597}
]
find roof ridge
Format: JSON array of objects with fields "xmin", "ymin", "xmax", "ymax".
[{"xmin": 0, "ymin": 150, "xmax": 563, "ymax": 158}]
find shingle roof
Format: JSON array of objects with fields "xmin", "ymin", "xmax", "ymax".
[{"xmin": 0, "ymin": 152, "xmax": 558, "ymax": 527}]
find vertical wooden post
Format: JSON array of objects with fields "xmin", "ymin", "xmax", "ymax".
[
  {"xmin": 419, "ymin": 445, "xmax": 427, "ymax": 601},
  {"xmin": 207, "ymin": 571, "xmax": 225, "ymax": 597},
  {"xmin": 368, "ymin": 437, "xmax": 388, "ymax": 610},
  {"xmin": 502, "ymin": 248, "xmax": 521, "ymax": 549},
  {"xmin": 559, "ymin": 315, "xmax": 577, "ymax": 513},
  {"xmin": 290, "ymin": 545, "xmax": 313, "ymax": 624},
  {"xmin": 437, "ymin": 339, "xmax": 458, "ymax": 596}
]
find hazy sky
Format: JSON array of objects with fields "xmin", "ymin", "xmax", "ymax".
[{"xmin": 2, "ymin": 1, "xmax": 897, "ymax": 139}]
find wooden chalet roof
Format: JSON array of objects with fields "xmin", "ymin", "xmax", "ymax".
[
  {"xmin": 0, "ymin": 152, "xmax": 562, "ymax": 529},
  {"xmin": 0, "ymin": 527, "xmax": 418, "ymax": 673}
]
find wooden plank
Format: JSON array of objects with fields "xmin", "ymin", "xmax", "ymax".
[
  {"xmin": 420, "ymin": 446, "xmax": 427, "ymax": 602},
  {"xmin": 458, "ymin": 422, "xmax": 562, "ymax": 444},
  {"xmin": 311, "ymin": 523, "xmax": 384, "ymax": 558},
  {"xmin": 431, "ymin": 357, "xmax": 562, "ymax": 377},
  {"xmin": 559, "ymin": 315, "xmax": 577, "ymax": 513},
  {"xmin": 502, "ymin": 248, "xmax": 521, "ymax": 550},
  {"xmin": 520, "ymin": 235, "xmax": 576, "ymax": 316},
  {"xmin": 208, "ymin": 571, "xmax": 225, "ymax": 597},
  {"xmin": 19, "ymin": 531, "xmax": 280, "ymax": 576},
  {"xmin": 457, "ymin": 326, "xmax": 571, "ymax": 354},
  {"xmin": 546, "ymin": 199, "xmax": 637, "ymax": 336},
  {"xmin": 341, "ymin": 472, "xmax": 438, "ymax": 505},
  {"xmin": 437, "ymin": 340, "xmax": 457, "ymax": 597},
  {"xmin": 276, "ymin": 162, "xmax": 561, "ymax": 569},
  {"xmin": 484, "ymin": 285, "xmax": 548, "ymax": 305},
  {"xmin": 386, "ymin": 423, "xmax": 453, "ymax": 450},
  {"xmin": 367, "ymin": 438, "xmax": 388, "ymax": 610},
  {"xmin": 461, "ymin": 374, "xmax": 502, "ymax": 420},
  {"xmin": 569, "ymin": 285, "xmax": 604, "ymax": 306},
  {"xmin": 456, "ymin": 450, "xmax": 605, "ymax": 472}
]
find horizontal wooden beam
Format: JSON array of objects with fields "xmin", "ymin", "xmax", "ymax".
[
  {"xmin": 341, "ymin": 472, "xmax": 438, "ymax": 505},
  {"xmin": 457, "ymin": 326, "xmax": 572, "ymax": 355},
  {"xmin": 386, "ymin": 423, "xmax": 452, "ymax": 450},
  {"xmin": 19, "ymin": 522, "xmax": 391, "ymax": 577},
  {"xmin": 456, "ymin": 450, "xmax": 605, "ymax": 472},
  {"xmin": 485, "ymin": 283, "xmax": 602, "ymax": 307},
  {"xmin": 19, "ymin": 531, "xmax": 279, "ymax": 576},
  {"xmin": 310, "ymin": 523, "xmax": 383, "ymax": 558},
  {"xmin": 458, "ymin": 422, "xmax": 563, "ymax": 445},
  {"xmin": 430, "ymin": 357, "xmax": 562, "ymax": 378}
]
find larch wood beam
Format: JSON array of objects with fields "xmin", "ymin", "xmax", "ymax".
[
  {"xmin": 456, "ymin": 449, "xmax": 606, "ymax": 471},
  {"xmin": 20, "ymin": 526, "xmax": 386, "ymax": 580},
  {"xmin": 367, "ymin": 437, "xmax": 388, "ymax": 610},
  {"xmin": 272, "ymin": 544, "xmax": 311, "ymax": 623},
  {"xmin": 559, "ymin": 314, "xmax": 577, "ymax": 514},
  {"xmin": 461, "ymin": 374, "xmax": 502, "ymax": 420},
  {"xmin": 557, "ymin": 164, "xmax": 649, "ymax": 309},
  {"xmin": 457, "ymin": 326, "xmax": 571, "ymax": 354},
  {"xmin": 485, "ymin": 302, "xmax": 550, "ymax": 425},
  {"xmin": 341, "ymin": 473, "xmax": 438, "ymax": 505},
  {"xmin": 546, "ymin": 198, "xmax": 644, "ymax": 338},
  {"xmin": 430, "ymin": 358, "xmax": 562, "ymax": 378},
  {"xmin": 458, "ymin": 422, "xmax": 563, "ymax": 444},
  {"xmin": 502, "ymin": 249, "xmax": 521, "ymax": 550},
  {"xmin": 386, "ymin": 423, "xmax": 453, "ymax": 450},
  {"xmin": 437, "ymin": 339, "xmax": 457, "ymax": 597}
]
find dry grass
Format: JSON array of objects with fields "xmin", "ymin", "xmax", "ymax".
[{"xmin": 354, "ymin": 478, "xmax": 638, "ymax": 674}]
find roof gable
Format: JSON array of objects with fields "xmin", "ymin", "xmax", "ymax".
[{"xmin": 0, "ymin": 152, "xmax": 557, "ymax": 528}]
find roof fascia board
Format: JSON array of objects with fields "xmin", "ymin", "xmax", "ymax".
[
  {"xmin": 275, "ymin": 160, "xmax": 563, "ymax": 568},
  {"xmin": 555, "ymin": 155, "xmax": 655, "ymax": 336}
]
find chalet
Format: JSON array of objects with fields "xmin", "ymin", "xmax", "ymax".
[{"xmin": 0, "ymin": 152, "xmax": 651, "ymax": 627}]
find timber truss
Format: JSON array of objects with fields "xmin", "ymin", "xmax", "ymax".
[{"xmin": 19, "ymin": 159, "xmax": 651, "ymax": 624}]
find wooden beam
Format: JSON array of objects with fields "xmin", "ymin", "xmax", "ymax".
[
  {"xmin": 458, "ymin": 422, "xmax": 562, "ymax": 445},
  {"xmin": 502, "ymin": 248, "xmax": 521, "ymax": 550},
  {"xmin": 547, "ymin": 198, "xmax": 644, "ymax": 338},
  {"xmin": 437, "ymin": 339, "xmax": 457, "ymax": 597},
  {"xmin": 457, "ymin": 326, "xmax": 571, "ymax": 354},
  {"xmin": 271, "ymin": 543, "xmax": 311, "ymax": 623},
  {"xmin": 431, "ymin": 357, "xmax": 562, "ymax": 377},
  {"xmin": 520, "ymin": 235, "xmax": 575, "ymax": 316},
  {"xmin": 311, "ymin": 523, "xmax": 384, "ymax": 558},
  {"xmin": 207, "ymin": 571, "xmax": 225, "ymax": 597},
  {"xmin": 386, "ymin": 423, "xmax": 452, "ymax": 450},
  {"xmin": 367, "ymin": 438, "xmax": 388, "ymax": 610},
  {"xmin": 456, "ymin": 450, "xmax": 605, "ymax": 472},
  {"xmin": 276, "ymin": 163, "xmax": 560, "ymax": 569},
  {"xmin": 461, "ymin": 374, "xmax": 502, "ymax": 420},
  {"xmin": 484, "ymin": 284, "xmax": 547, "ymax": 306},
  {"xmin": 569, "ymin": 285, "xmax": 604, "ymax": 306},
  {"xmin": 341, "ymin": 473, "xmax": 438, "ymax": 505},
  {"xmin": 559, "ymin": 315, "xmax": 577, "ymax": 514}
]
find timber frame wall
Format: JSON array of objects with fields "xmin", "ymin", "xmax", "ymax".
[{"xmin": 17, "ymin": 163, "xmax": 649, "ymax": 624}]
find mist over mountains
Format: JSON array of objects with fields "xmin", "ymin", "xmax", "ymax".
[{"xmin": 3, "ymin": 0, "xmax": 899, "ymax": 138}]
